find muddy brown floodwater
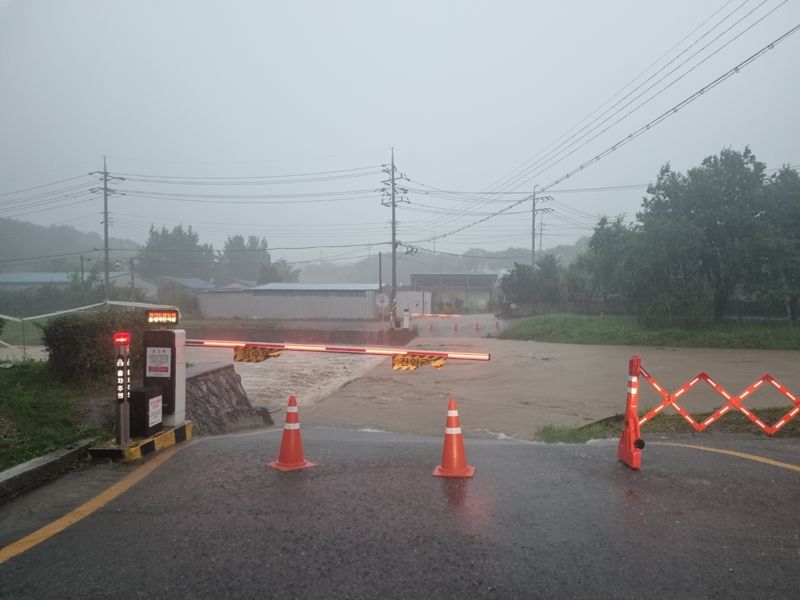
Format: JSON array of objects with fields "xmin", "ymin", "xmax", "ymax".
[{"xmin": 194, "ymin": 337, "xmax": 800, "ymax": 440}]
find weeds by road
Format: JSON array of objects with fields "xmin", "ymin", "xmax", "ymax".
[
  {"xmin": 536, "ymin": 406, "xmax": 800, "ymax": 442},
  {"xmin": 501, "ymin": 314, "xmax": 800, "ymax": 350},
  {"xmin": 0, "ymin": 361, "xmax": 98, "ymax": 470}
]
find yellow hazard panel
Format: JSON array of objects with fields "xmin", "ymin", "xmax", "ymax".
[
  {"xmin": 391, "ymin": 354, "xmax": 447, "ymax": 371},
  {"xmin": 234, "ymin": 346, "xmax": 283, "ymax": 363}
]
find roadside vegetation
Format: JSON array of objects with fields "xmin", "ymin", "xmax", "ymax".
[
  {"xmin": 501, "ymin": 148, "xmax": 800, "ymax": 327},
  {"xmin": 0, "ymin": 361, "xmax": 100, "ymax": 470},
  {"xmin": 536, "ymin": 406, "xmax": 800, "ymax": 442},
  {"xmin": 500, "ymin": 314, "xmax": 800, "ymax": 350},
  {"xmin": 0, "ymin": 311, "xmax": 144, "ymax": 470}
]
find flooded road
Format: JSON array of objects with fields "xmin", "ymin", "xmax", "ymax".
[{"xmin": 186, "ymin": 346, "xmax": 384, "ymax": 409}]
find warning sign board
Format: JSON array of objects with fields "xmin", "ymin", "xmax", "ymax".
[
  {"xmin": 146, "ymin": 347, "xmax": 172, "ymax": 378},
  {"xmin": 391, "ymin": 354, "xmax": 447, "ymax": 371},
  {"xmin": 234, "ymin": 346, "xmax": 283, "ymax": 363},
  {"xmin": 149, "ymin": 395, "xmax": 163, "ymax": 427}
]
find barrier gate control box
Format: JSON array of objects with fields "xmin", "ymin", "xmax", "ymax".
[{"xmin": 143, "ymin": 329, "xmax": 186, "ymax": 427}]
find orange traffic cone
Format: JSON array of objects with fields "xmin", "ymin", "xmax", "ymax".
[
  {"xmin": 433, "ymin": 398, "xmax": 475, "ymax": 478},
  {"xmin": 268, "ymin": 395, "xmax": 316, "ymax": 471}
]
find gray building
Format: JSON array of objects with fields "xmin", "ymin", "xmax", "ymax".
[
  {"xmin": 198, "ymin": 283, "xmax": 381, "ymax": 320},
  {"xmin": 409, "ymin": 273, "xmax": 498, "ymax": 312}
]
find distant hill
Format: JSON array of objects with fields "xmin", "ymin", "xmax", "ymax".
[
  {"xmin": 299, "ymin": 238, "xmax": 591, "ymax": 284},
  {"xmin": 0, "ymin": 218, "xmax": 140, "ymax": 273}
]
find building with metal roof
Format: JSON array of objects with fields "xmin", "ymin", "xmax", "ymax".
[
  {"xmin": 198, "ymin": 283, "xmax": 381, "ymax": 320},
  {"xmin": 409, "ymin": 273, "xmax": 498, "ymax": 312}
]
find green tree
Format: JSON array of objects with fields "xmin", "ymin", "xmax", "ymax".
[
  {"xmin": 638, "ymin": 148, "xmax": 767, "ymax": 321},
  {"xmin": 262, "ymin": 258, "xmax": 300, "ymax": 284},
  {"xmin": 501, "ymin": 262, "xmax": 536, "ymax": 304},
  {"xmin": 563, "ymin": 252, "xmax": 597, "ymax": 310},
  {"xmin": 534, "ymin": 254, "xmax": 561, "ymax": 303},
  {"xmin": 760, "ymin": 166, "xmax": 800, "ymax": 319},
  {"xmin": 137, "ymin": 225, "xmax": 214, "ymax": 281},
  {"xmin": 219, "ymin": 235, "xmax": 269, "ymax": 283},
  {"xmin": 588, "ymin": 216, "xmax": 635, "ymax": 303}
]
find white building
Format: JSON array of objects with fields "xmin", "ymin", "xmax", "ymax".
[{"xmin": 198, "ymin": 283, "xmax": 382, "ymax": 320}]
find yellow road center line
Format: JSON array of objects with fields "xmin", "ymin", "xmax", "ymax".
[
  {"xmin": 654, "ymin": 442, "xmax": 800, "ymax": 474},
  {"xmin": 0, "ymin": 427, "xmax": 282, "ymax": 564},
  {"xmin": 0, "ymin": 444, "xmax": 184, "ymax": 564}
]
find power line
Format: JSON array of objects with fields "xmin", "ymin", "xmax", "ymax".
[
  {"xmin": 406, "ymin": 23, "xmax": 800, "ymax": 246},
  {"xmin": 108, "ymin": 165, "xmax": 382, "ymax": 180},
  {"xmin": 398, "ymin": 1, "xmax": 760, "ymax": 230},
  {"xmin": 504, "ymin": 0, "xmax": 787, "ymax": 192},
  {"xmin": 119, "ymin": 190, "xmax": 381, "ymax": 204},
  {"xmin": 0, "ymin": 174, "xmax": 93, "ymax": 197},
  {"xmin": 118, "ymin": 171, "xmax": 383, "ymax": 186}
]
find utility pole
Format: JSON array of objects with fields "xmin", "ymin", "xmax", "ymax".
[
  {"xmin": 91, "ymin": 158, "xmax": 124, "ymax": 301},
  {"xmin": 381, "ymin": 148, "xmax": 408, "ymax": 326},
  {"xmin": 378, "ymin": 251, "xmax": 383, "ymax": 292},
  {"xmin": 80, "ymin": 254, "xmax": 85, "ymax": 283},
  {"xmin": 539, "ymin": 217, "xmax": 543, "ymax": 253},
  {"xmin": 531, "ymin": 187, "xmax": 537, "ymax": 267},
  {"xmin": 530, "ymin": 188, "xmax": 553, "ymax": 267},
  {"xmin": 103, "ymin": 156, "xmax": 110, "ymax": 298},
  {"xmin": 129, "ymin": 257, "xmax": 136, "ymax": 301},
  {"xmin": 390, "ymin": 148, "xmax": 397, "ymax": 322}
]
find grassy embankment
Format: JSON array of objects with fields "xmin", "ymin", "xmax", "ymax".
[
  {"xmin": 500, "ymin": 314, "xmax": 800, "ymax": 441},
  {"xmin": 500, "ymin": 313, "xmax": 800, "ymax": 350},
  {"xmin": 0, "ymin": 361, "xmax": 99, "ymax": 470}
]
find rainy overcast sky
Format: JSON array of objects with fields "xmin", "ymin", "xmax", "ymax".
[{"xmin": 1, "ymin": 0, "xmax": 798, "ymax": 264}]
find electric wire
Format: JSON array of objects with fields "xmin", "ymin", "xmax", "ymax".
[{"xmin": 405, "ymin": 23, "xmax": 800, "ymax": 246}]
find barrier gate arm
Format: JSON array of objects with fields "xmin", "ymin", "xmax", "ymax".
[{"xmin": 185, "ymin": 339, "xmax": 490, "ymax": 367}]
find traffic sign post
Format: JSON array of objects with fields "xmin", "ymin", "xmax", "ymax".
[
  {"xmin": 113, "ymin": 331, "xmax": 132, "ymax": 447},
  {"xmin": 376, "ymin": 293, "xmax": 389, "ymax": 322}
]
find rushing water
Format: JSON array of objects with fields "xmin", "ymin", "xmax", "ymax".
[{"xmin": 186, "ymin": 346, "xmax": 384, "ymax": 409}]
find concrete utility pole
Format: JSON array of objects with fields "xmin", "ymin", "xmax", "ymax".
[
  {"xmin": 530, "ymin": 187, "xmax": 553, "ymax": 267},
  {"xmin": 382, "ymin": 149, "xmax": 409, "ymax": 326},
  {"xmin": 531, "ymin": 186, "xmax": 537, "ymax": 267},
  {"xmin": 129, "ymin": 257, "xmax": 136, "ymax": 301},
  {"xmin": 390, "ymin": 148, "xmax": 397, "ymax": 321},
  {"xmin": 91, "ymin": 158, "xmax": 124, "ymax": 301},
  {"xmin": 103, "ymin": 156, "xmax": 110, "ymax": 298}
]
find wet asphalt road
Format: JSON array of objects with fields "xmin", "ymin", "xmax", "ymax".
[{"xmin": 2, "ymin": 428, "xmax": 799, "ymax": 600}]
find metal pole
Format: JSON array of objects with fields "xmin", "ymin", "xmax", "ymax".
[{"xmin": 378, "ymin": 251, "xmax": 383, "ymax": 291}]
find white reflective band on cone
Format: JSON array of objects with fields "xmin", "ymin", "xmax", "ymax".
[
  {"xmin": 287, "ymin": 406, "xmax": 298, "ymax": 413},
  {"xmin": 445, "ymin": 427, "xmax": 462, "ymax": 435},
  {"xmin": 627, "ymin": 387, "xmax": 636, "ymax": 395},
  {"xmin": 447, "ymin": 410, "xmax": 459, "ymax": 417},
  {"xmin": 284, "ymin": 423, "xmax": 300, "ymax": 430}
]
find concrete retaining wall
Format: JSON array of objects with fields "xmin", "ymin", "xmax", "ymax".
[{"xmin": 186, "ymin": 364, "xmax": 274, "ymax": 435}]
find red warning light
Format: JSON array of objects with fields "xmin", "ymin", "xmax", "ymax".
[{"xmin": 113, "ymin": 332, "xmax": 131, "ymax": 346}]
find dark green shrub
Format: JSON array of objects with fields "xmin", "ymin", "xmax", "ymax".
[{"xmin": 42, "ymin": 311, "xmax": 146, "ymax": 383}]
